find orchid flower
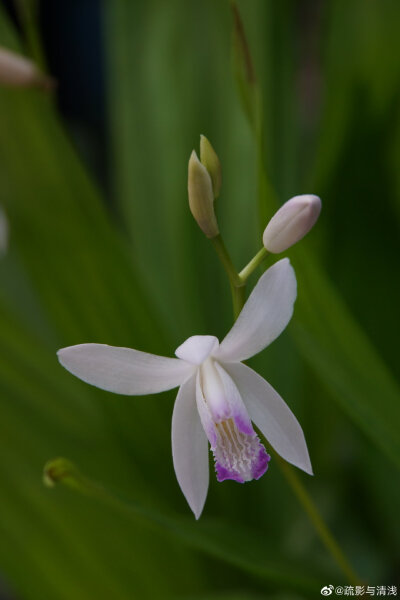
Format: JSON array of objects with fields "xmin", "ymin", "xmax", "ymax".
[{"xmin": 57, "ymin": 258, "xmax": 312, "ymax": 518}]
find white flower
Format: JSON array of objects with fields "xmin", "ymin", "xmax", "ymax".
[{"xmin": 57, "ymin": 258, "xmax": 312, "ymax": 518}]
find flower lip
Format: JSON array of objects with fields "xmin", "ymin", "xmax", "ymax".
[{"xmin": 175, "ymin": 335, "xmax": 219, "ymax": 365}]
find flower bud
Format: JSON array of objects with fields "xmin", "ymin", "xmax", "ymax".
[
  {"xmin": 200, "ymin": 134, "xmax": 222, "ymax": 198},
  {"xmin": 263, "ymin": 194, "xmax": 321, "ymax": 253},
  {"xmin": 188, "ymin": 150, "xmax": 219, "ymax": 238},
  {"xmin": 43, "ymin": 457, "xmax": 75, "ymax": 488},
  {"xmin": 0, "ymin": 46, "xmax": 53, "ymax": 90},
  {"xmin": 43, "ymin": 457, "xmax": 88, "ymax": 494}
]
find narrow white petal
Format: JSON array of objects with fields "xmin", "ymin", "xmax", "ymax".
[
  {"xmin": 223, "ymin": 362, "xmax": 313, "ymax": 475},
  {"xmin": 57, "ymin": 343, "xmax": 195, "ymax": 395},
  {"xmin": 172, "ymin": 375, "xmax": 209, "ymax": 519},
  {"xmin": 215, "ymin": 259, "xmax": 297, "ymax": 362},
  {"xmin": 175, "ymin": 335, "xmax": 219, "ymax": 365}
]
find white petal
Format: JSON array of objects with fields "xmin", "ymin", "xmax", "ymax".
[
  {"xmin": 172, "ymin": 375, "xmax": 209, "ymax": 519},
  {"xmin": 200, "ymin": 358, "xmax": 229, "ymax": 422},
  {"xmin": 215, "ymin": 258, "xmax": 297, "ymax": 362},
  {"xmin": 223, "ymin": 362, "xmax": 313, "ymax": 475},
  {"xmin": 195, "ymin": 360, "xmax": 253, "ymax": 444},
  {"xmin": 57, "ymin": 343, "xmax": 195, "ymax": 395},
  {"xmin": 175, "ymin": 335, "xmax": 219, "ymax": 365},
  {"xmin": 195, "ymin": 371, "xmax": 217, "ymax": 447}
]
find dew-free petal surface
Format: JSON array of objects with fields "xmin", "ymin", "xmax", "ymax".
[
  {"xmin": 223, "ymin": 362, "xmax": 313, "ymax": 475},
  {"xmin": 58, "ymin": 343, "xmax": 195, "ymax": 395},
  {"xmin": 172, "ymin": 375, "xmax": 209, "ymax": 519},
  {"xmin": 216, "ymin": 259, "xmax": 297, "ymax": 363}
]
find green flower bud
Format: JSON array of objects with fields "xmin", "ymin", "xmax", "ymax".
[
  {"xmin": 188, "ymin": 150, "xmax": 219, "ymax": 238},
  {"xmin": 43, "ymin": 457, "xmax": 89, "ymax": 494},
  {"xmin": 200, "ymin": 135, "xmax": 222, "ymax": 198},
  {"xmin": 43, "ymin": 457, "xmax": 77, "ymax": 488}
]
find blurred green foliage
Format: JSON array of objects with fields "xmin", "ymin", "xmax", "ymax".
[{"xmin": 0, "ymin": 1, "xmax": 399, "ymax": 599}]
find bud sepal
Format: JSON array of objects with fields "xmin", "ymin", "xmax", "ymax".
[
  {"xmin": 200, "ymin": 135, "xmax": 222, "ymax": 199},
  {"xmin": 188, "ymin": 150, "xmax": 219, "ymax": 238}
]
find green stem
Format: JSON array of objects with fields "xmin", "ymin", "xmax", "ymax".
[
  {"xmin": 230, "ymin": 282, "xmax": 246, "ymax": 320},
  {"xmin": 276, "ymin": 456, "xmax": 362, "ymax": 586},
  {"xmin": 211, "ymin": 237, "xmax": 271, "ymax": 318},
  {"xmin": 238, "ymin": 247, "xmax": 268, "ymax": 282},
  {"xmin": 211, "ymin": 235, "xmax": 245, "ymax": 319},
  {"xmin": 211, "ymin": 235, "xmax": 242, "ymax": 287}
]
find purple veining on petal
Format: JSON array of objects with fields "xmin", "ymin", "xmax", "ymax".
[
  {"xmin": 252, "ymin": 446, "xmax": 271, "ymax": 480},
  {"xmin": 233, "ymin": 412, "xmax": 254, "ymax": 436},
  {"xmin": 211, "ymin": 418, "xmax": 270, "ymax": 484},
  {"xmin": 211, "ymin": 406, "xmax": 231, "ymax": 422},
  {"xmin": 215, "ymin": 462, "xmax": 245, "ymax": 483},
  {"xmin": 196, "ymin": 359, "xmax": 271, "ymax": 483},
  {"xmin": 213, "ymin": 361, "xmax": 254, "ymax": 433}
]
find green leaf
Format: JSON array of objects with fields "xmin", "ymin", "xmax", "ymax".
[
  {"xmin": 43, "ymin": 458, "xmax": 327, "ymax": 596},
  {"xmin": 0, "ymin": 7, "xmax": 166, "ymax": 353},
  {"xmin": 291, "ymin": 247, "xmax": 400, "ymax": 468},
  {"xmin": 230, "ymin": 1, "xmax": 261, "ymax": 137}
]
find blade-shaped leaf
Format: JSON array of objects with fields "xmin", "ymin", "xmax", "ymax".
[{"xmin": 43, "ymin": 458, "xmax": 329, "ymax": 595}]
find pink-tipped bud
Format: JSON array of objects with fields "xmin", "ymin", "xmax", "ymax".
[
  {"xmin": 0, "ymin": 46, "xmax": 53, "ymax": 90},
  {"xmin": 263, "ymin": 194, "xmax": 321, "ymax": 253}
]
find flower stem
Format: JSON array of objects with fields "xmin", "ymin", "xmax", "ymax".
[
  {"xmin": 275, "ymin": 455, "xmax": 362, "ymax": 586},
  {"xmin": 229, "ymin": 256, "xmax": 361, "ymax": 583},
  {"xmin": 238, "ymin": 247, "xmax": 268, "ymax": 282},
  {"xmin": 211, "ymin": 235, "xmax": 242, "ymax": 287},
  {"xmin": 211, "ymin": 237, "xmax": 271, "ymax": 318},
  {"xmin": 211, "ymin": 235, "xmax": 245, "ymax": 319},
  {"xmin": 230, "ymin": 282, "xmax": 246, "ymax": 320},
  {"xmin": 226, "ymin": 245, "xmax": 361, "ymax": 586},
  {"xmin": 210, "ymin": 226, "xmax": 360, "ymax": 584}
]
